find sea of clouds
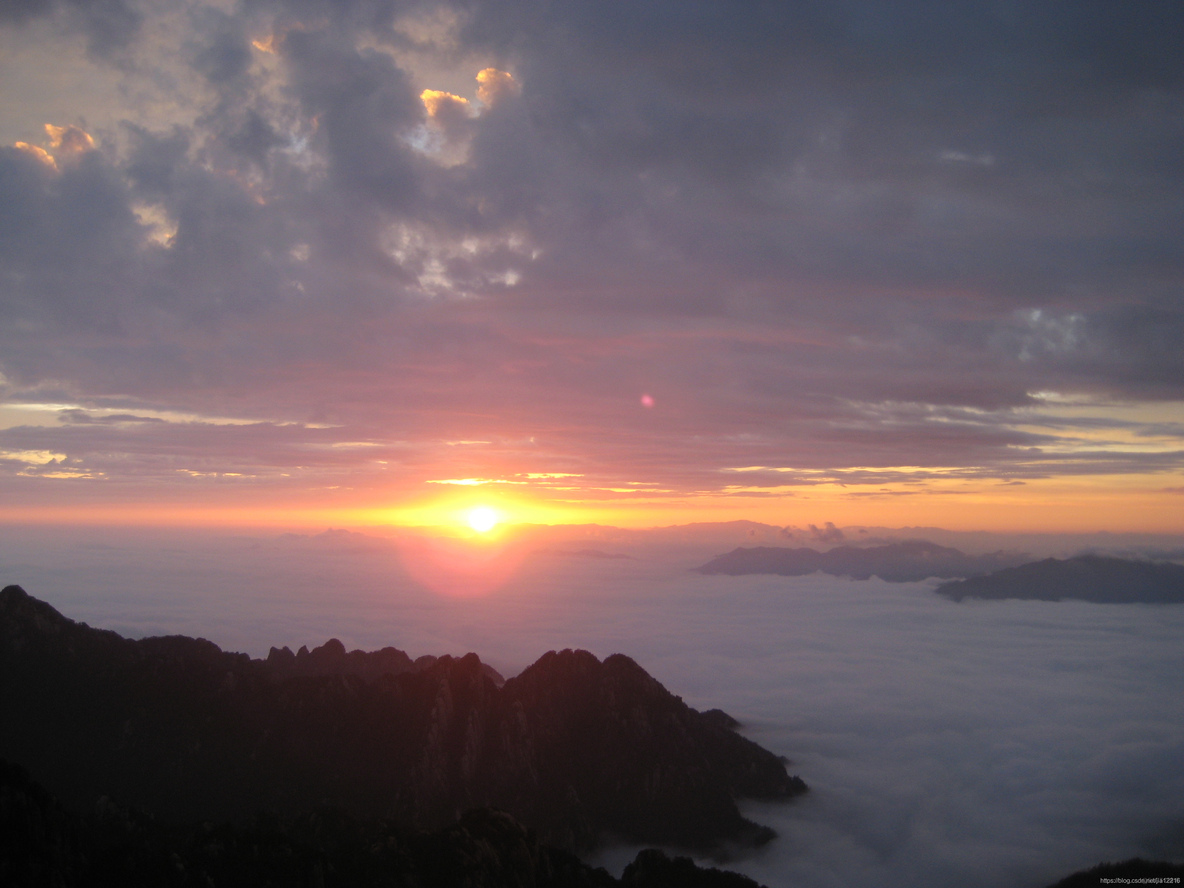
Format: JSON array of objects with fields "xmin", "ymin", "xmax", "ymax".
[{"xmin": 3, "ymin": 524, "xmax": 1183, "ymax": 888}]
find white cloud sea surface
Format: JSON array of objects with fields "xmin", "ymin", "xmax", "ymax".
[{"xmin": 2, "ymin": 526, "xmax": 1182, "ymax": 888}]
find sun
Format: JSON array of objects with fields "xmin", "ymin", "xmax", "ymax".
[{"xmin": 467, "ymin": 506, "xmax": 499, "ymax": 533}]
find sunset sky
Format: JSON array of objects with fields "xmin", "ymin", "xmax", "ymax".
[{"xmin": 1, "ymin": 1, "xmax": 1182, "ymax": 532}]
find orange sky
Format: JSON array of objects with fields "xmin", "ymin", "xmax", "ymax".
[{"xmin": 1, "ymin": 469, "xmax": 1180, "ymax": 535}]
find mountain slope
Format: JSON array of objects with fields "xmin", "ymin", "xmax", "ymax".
[
  {"xmin": 0, "ymin": 758, "xmax": 766, "ymax": 887},
  {"xmin": 0, "ymin": 585, "xmax": 805, "ymax": 853}
]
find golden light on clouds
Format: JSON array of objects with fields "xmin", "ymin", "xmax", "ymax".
[
  {"xmin": 13, "ymin": 141, "xmax": 56, "ymax": 169},
  {"xmin": 45, "ymin": 124, "xmax": 93, "ymax": 154},
  {"xmin": 0, "ymin": 449, "xmax": 67, "ymax": 465},
  {"xmin": 420, "ymin": 69, "xmax": 516, "ymax": 122},
  {"xmin": 476, "ymin": 68, "xmax": 517, "ymax": 105},
  {"xmin": 13, "ymin": 124, "xmax": 94, "ymax": 172},
  {"xmin": 421, "ymin": 89, "xmax": 471, "ymax": 120}
]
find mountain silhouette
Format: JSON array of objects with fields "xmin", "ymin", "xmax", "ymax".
[
  {"xmin": 0, "ymin": 757, "xmax": 767, "ymax": 887},
  {"xmin": 264, "ymin": 636, "xmax": 506, "ymax": 686},
  {"xmin": 0, "ymin": 585, "xmax": 805, "ymax": 855},
  {"xmin": 935, "ymin": 554, "xmax": 1184, "ymax": 603}
]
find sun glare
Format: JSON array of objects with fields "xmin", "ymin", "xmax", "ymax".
[{"xmin": 467, "ymin": 506, "xmax": 499, "ymax": 533}]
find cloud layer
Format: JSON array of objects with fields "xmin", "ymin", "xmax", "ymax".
[
  {"xmin": 1, "ymin": 1, "xmax": 1183, "ymax": 521},
  {"xmin": 3, "ymin": 524, "xmax": 1182, "ymax": 886}
]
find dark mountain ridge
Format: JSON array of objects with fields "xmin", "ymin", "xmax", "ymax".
[
  {"xmin": 0, "ymin": 758, "xmax": 766, "ymax": 888},
  {"xmin": 695, "ymin": 539, "xmax": 1028, "ymax": 582},
  {"xmin": 263, "ymin": 636, "xmax": 506, "ymax": 686},
  {"xmin": 0, "ymin": 584, "xmax": 805, "ymax": 855},
  {"xmin": 935, "ymin": 554, "xmax": 1184, "ymax": 603}
]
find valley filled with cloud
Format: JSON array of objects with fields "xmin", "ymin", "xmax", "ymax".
[{"xmin": 4, "ymin": 523, "xmax": 1181, "ymax": 887}]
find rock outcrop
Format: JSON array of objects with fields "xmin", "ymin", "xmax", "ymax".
[
  {"xmin": 0, "ymin": 585, "xmax": 804, "ymax": 854},
  {"xmin": 0, "ymin": 758, "xmax": 769, "ymax": 887},
  {"xmin": 1045, "ymin": 857, "xmax": 1184, "ymax": 887}
]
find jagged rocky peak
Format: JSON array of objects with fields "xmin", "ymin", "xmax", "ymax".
[
  {"xmin": 266, "ymin": 644, "xmax": 296, "ymax": 667},
  {"xmin": 1, "ymin": 583, "xmax": 63, "ymax": 629},
  {"xmin": 265, "ymin": 635, "xmax": 504, "ymax": 685},
  {"xmin": 0, "ymin": 589, "xmax": 804, "ymax": 855},
  {"xmin": 496, "ymin": 648, "xmax": 806, "ymax": 850},
  {"xmin": 511, "ymin": 648, "xmax": 661, "ymax": 697},
  {"xmin": 1, "ymin": 583, "xmax": 126, "ymax": 659},
  {"xmin": 315, "ymin": 637, "xmax": 347, "ymax": 657}
]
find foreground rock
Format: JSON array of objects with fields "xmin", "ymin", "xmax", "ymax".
[
  {"xmin": 935, "ymin": 555, "xmax": 1184, "ymax": 603},
  {"xmin": 1046, "ymin": 857, "xmax": 1184, "ymax": 887},
  {"xmin": 0, "ymin": 758, "xmax": 765, "ymax": 887},
  {"xmin": 0, "ymin": 585, "xmax": 805, "ymax": 854},
  {"xmin": 695, "ymin": 540, "xmax": 1027, "ymax": 582}
]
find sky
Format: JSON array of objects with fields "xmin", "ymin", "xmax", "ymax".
[{"xmin": 1, "ymin": 0, "xmax": 1183, "ymax": 532}]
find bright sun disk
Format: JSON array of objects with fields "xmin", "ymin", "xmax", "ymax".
[{"xmin": 467, "ymin": 506, "xmax": 498, "ymax": 533}]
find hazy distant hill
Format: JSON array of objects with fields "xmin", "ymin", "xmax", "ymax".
[
  {"xmin": 0, "ymin": 585, "xmax": 804, "ymax": 855},
  {"xmin": 935, "ymin": 555, "xmax": 1184, "ymax": 603},
  {"xmin": 694, "ymin": 540, "xmax": 1028, "ymax": 582}
]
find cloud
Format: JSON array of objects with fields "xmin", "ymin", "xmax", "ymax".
[
  {"xmin": 45, "ymin": 123, "xmax": 94, "ymax": 155},
  {"xmin": 3, "ymin": 525, "xmax": 1183, "ymax": 886},
  {"xmin": 421, "ymin": 88, "xmax": 471, "ymax": 122},
  {"xmin": 189, "ymin": 6, "xmax": 253, "ymax": 86},
  {"xmin": 0, "ymin": 1, "xmax": 1182, "ymax": 515},
  {"xmin": 938, "ymin": 150, "xmax": 995, "ymax": 167},
  {"xmin": 12, "ymin": 123, "xmax": 95, "ymax": 172},
  {"xmin": 12, "ymin": 140, "xmax": 56, "ymax": 169},
  {"xmin": 476, "ymin": 67, "xmax": 517, "ymax": 106},
  {"xmin": 0, "ymin": 0, "xmax": 143, "ymax": 60},
  {"xmin": 808, "ymin": 521, "xmax": 845, "ymax": 543}
]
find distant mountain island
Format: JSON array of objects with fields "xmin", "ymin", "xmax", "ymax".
[
  {"xmin": 0, "ymin": 584, "xmax": 805, "ymax": 857},
  {"xmin": 935, "ymin": 555, "xmax": 1184, "ymax": 603},
  {"xmin": 694, "ymin": 539, "xmax": 1029, "ymax": 582}
]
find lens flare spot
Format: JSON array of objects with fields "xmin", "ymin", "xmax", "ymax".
[{"xmin": 468, "ymin": 506, "xmax": 499, "ymax": 533}]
